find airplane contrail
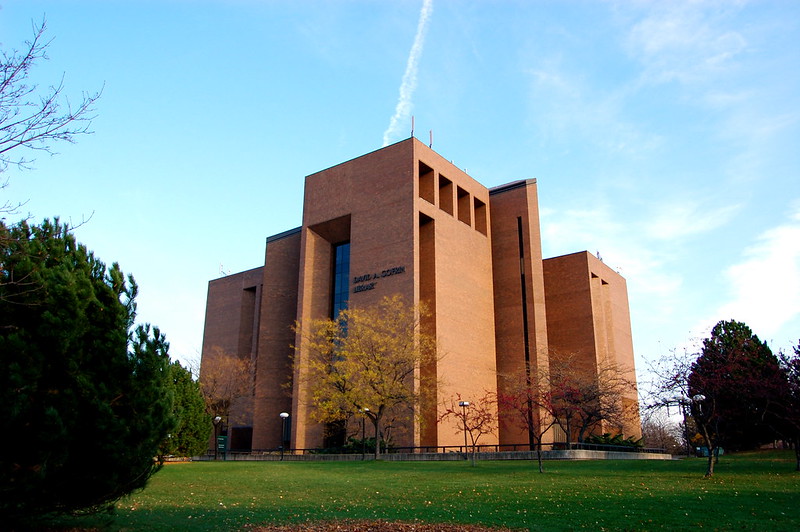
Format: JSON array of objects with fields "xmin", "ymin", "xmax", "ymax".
[{"xmin": 382, "ymin": 0, "xmax": 433, "ymax": 147}]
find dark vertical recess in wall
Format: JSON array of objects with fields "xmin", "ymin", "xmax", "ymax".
[
  {"xmin": 517, "ymin": 216, "xmax": 535, "ymax": 450},
  {"xmin": 238, "ymin": 287, "xmax": 258, "ymax": 360},
  {"xmin": 233, "ymin": 286, "xmax": 259, "ymax": 451},
  {"xmin": 324, "ymin": 242, "xmax": 351, "ymax": 449},
  {"xmin": 419, "ymin": 212, "xmax": 438, "ymax": 447}
]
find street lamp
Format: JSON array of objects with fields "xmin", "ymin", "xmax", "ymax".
[
  {"xmin": 279, "ymin": 412, "xmax": 289, "ymax": 460},
  {"xmin": 458, "ymin": 401, "xmax": 470, "ymax": 458},
  {"xmin": 359, "ymin": 408, "xmax": 370, "ymax": 460},
  {"xmin": 213, "ymin": 416, "xmax": 223, "ymax": 460},
  {"xmin": 691, "ymin": 395, "xmax": 707, "ymax": 457},
  {"xmin": 692, "ymin": 394, "xmax": 706, "ymax": 409}
]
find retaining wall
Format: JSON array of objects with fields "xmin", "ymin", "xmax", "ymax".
[{"xmin": 194, "ymin": 449, "xmax": 673, "ymax": 462}]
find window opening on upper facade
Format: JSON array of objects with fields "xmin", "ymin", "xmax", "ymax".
[
  {"xmin": 419, "ymin": 161, "xmax": 435, "ymax": 205},
  {"xmin": 457, "ymin": 186, "xmax": 471, "ymax": 226}
]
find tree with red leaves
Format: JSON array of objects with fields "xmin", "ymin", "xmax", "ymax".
[{"xmin": 688, "ymin": 320, "xmax": 786, "ymax": 477}]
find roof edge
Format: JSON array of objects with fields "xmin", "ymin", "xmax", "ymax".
[
  {"xmin": 266, "ymin": 226, "xmax": 302, "ymax": 243},
  {"xmin": 489, "ymin": 178, "xmax": 537, "ymax": 196}
]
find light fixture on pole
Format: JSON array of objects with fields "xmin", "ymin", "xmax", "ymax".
[
  {"xmin": 213, "ymin": 416, "xmax": 223, "ymax": 460},
  {"xmin": 458, "ymin": 401, "xmax": 470, "ymax": 458},
  {"xmin": 692, "ymin": 394, "xmax": 706, "ymax": 415},
  {"xmin": 279, "ymin": 412, "xmax": 289, "ymax": 460},
  {"xmin": 359, "ymin": 408, "xmax": 369, "ymax": 460}
]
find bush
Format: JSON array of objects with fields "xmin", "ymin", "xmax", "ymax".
[{"xmin": 584, "ymin": 433, "xmax": 643, "ymax": 449}]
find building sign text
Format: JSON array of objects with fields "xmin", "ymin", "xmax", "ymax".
[{"xmin": 353, "ymin": 266, "xmax": 406, "ymax": 293}]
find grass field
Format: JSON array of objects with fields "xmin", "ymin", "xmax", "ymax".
[{"xmin": 45, "ymin": 451, "xmax": 797, "ymax": 531}]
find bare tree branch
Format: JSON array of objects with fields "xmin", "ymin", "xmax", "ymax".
[{"xmin": 0, "ymin": 18, "xmax": 101, "ymax": 175}]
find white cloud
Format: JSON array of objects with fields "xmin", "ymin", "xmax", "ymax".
[
  {"xmin": 709, "ymin": 202, "xmax": 800, "ymax": 341},
  {"xmin": 541, "ymin": 203, "xmax": 683, "ymax": 302},
  {"xmin": 644, "ymin": 201, "xmax": 740, "ymax": 241},
  {"xmin": 525, "ymin": 62, "xmax": 661, "ymax": 157},
  {"xmin": 625, "ymin": 1, "xmax": 748, "ymax": 85}
]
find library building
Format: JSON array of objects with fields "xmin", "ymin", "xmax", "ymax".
[{"xmin": 200, "ymin": 137, "xmax": 641, "ymax": 452}]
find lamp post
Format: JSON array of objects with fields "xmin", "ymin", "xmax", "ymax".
[
  {"xmin": 279, "ymin": 412, "xmax": 289, "ymax": 460},
  {"xmin": 692, "ymin": 394, "xmax": 706, "ymax": 412},
  {"xmin": 458, "ymin": 400, "xmax": 470, "ymax": 458},
  {"xmin": 691, "ymin": 395, "xmax": 706, "ymax": 457},
  {"xmin": 359, "ymin": 408, "xmax": 369, "ymax": 460},
  {"xmin": 213, "ymin": 416, "xmax": 222, "ymax": 460}
]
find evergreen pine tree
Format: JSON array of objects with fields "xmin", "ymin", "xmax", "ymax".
[
  {"xmin": 161, "ymin": 361, "xmax": 212, "ymax": 458},
  {"xmin": 0, "ymin": 219, "xmax": 175, "ymax": 518}
]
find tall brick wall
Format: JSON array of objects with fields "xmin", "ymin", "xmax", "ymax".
[
  {"xmin": 489, "ymin": 180, "xmax": 551, "ymax": 447},
  {"xmin": 200, "ymin": 266, "xmax": 264, "ymax": 448},
  {"xmin": 201, "ymin": 139, "xmax": 642, "ymax": 453},
  {"xmin": 413, "ymin": 140, "xmax": 498, "ymax": 448},
  {"xmin": 543, "ymin": 252, "xmax": 641, "ymax": 439},
  {"xmin": 251, "ymin": 229, "xmax": 301, "ymax": 450}
]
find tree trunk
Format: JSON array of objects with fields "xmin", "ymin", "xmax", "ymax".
[
  {"xmin": 469, "ymin": 433, "xmax": 477, "ymax": 467},
  {"xmin": 373, "ymin": 418, "xmax": 380, "ymax": 459},
  {"xmin": 577, "ymin": 426, "xmax": 587, "ymax": 445},
  {"xmin": 536, "ymin": 440, "xmax": 544, "ymax": 473},
  {"xmin": 564, "ymin": 419, "xmax": 572, "ymax": 449},
  {"xmin": 704, "ymin": 447, "xmax": 715, "ymax": 478},
  {"xmin": 794, "ymin": 439, "xmax": 799, "ymax": 472},
  {"xmin": 699, "ymin": 423, "xmax": 715, "ymax": 478}
]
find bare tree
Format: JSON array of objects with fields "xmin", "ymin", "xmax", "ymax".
[
  {"xmin": 1, "ymin": 19, "xmax": 100, "ymax": 181},
  {"xmin": 548, "ymin": 353, "xmax": 637, "ymax": 446},
  {"xmin": 496, "ymin": 368, "xmax": 558, "ymax": 473},
  {"xmin": 648, "ymin": 346, "xmax": 726, "ymax": 477},
  {"xmin": 640, "ymin": 409, "xmax": 683, "ymax": 454},
  {"xmin": 199, "ymin": 347, "xmax": 254, "ymax": 426},
  {"xmin": 1, "ymin": 21, "xmax": 101, "ymax": 303},
  {"xmin": 439, "ymin": 392, "xmax": 497, "ymax": 466}
]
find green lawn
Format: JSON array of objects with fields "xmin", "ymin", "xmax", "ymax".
[{"xmin": 45, "ymin": 451, "xmax": 797, "ymax": 531}]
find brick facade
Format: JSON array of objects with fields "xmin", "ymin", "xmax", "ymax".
[{"xmin": 200, "ymin": 138, "xmax": 640, "ymax": 452}]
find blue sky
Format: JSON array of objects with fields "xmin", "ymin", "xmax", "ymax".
[{"xmin": 2, "ymin": 1, "xmax": 798, "ymax": 387}]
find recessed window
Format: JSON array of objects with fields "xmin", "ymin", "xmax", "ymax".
[
  {"xmin": 439, "ymin": 175, "xmax": 453, "ymax": 216},
  {"xmin": 474, "ymin": 197, "xmax": 487, "ymax": 235},
  {"xmin": 331, "ymin": 242, "xmax": 350, "ymax": 319},
  {"xmin": 457, "ymin": 186, "xmax": 471, "ymax": 226},
  {"xmin": 419, "ymin": 161, "xmax": 435, "ymax": 205}
]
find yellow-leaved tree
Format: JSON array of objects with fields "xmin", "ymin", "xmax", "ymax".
[{"xmin": 296, "ymin": 295, "xmax": 437, "ymax": 458}]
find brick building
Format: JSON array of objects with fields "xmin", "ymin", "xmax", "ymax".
[{"xmin": 200, "ymin": 137, "xmax": 640, "ymax": 452}]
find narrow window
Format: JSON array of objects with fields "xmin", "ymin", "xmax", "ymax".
[{"xmin": 331, "ymin": 242, "xmax": 350, "ymax": 319}]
